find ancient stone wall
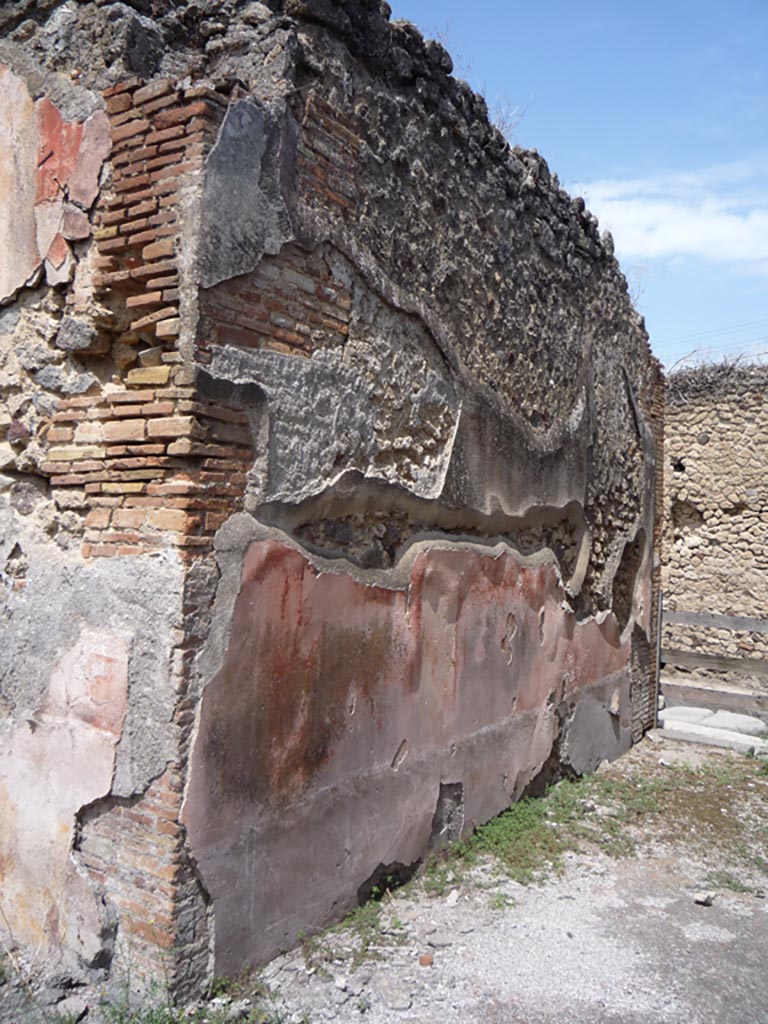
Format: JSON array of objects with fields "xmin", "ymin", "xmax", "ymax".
[
  {"xmin": 663, "ymin": 364, "xmax": 768, "ymax": 667},
  {"xmin": 1, "ymin": 0, "xmax": 661, "ymax": 1000}
]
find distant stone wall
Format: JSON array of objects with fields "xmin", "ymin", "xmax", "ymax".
[
  {"xmin": 663, "ymin": 364, "xmax": 768, "ymax": 667},
  {"xmin": 1, "ymin": 0, "xmax": 661, "ymax": 1001}
]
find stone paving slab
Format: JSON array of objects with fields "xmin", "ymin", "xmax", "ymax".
[
  {"xmin": 660, "ymin": 706, "xmax": 767, "ymax": 736},
  {"xmin": 658, "ymin": 719, "xmax": 768, "ymax": 755}
]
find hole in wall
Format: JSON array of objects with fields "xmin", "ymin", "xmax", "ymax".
[
  {"xmin": 611, "ymin": 529, "xmax": 646, "ymax": 633},
  {"xmin": 428, "ymin": 781, "xmax": 465, "ymax": 851},
  {"xmin": 357, "ymin": 860, "xmax": 421, "ymax": 905},
  {"xmin": 3, "ymin": 542, "xmax": 28, "ymax": 588},
  {"xmin": 500, "ymin": 612, "xmax": 518, "ymax": 663},
  {"xmin": 671, "ymin": 500, "xmax": 704, "ymax": 533},
  {"xmin": 671, "ymin": 457, "xmax": 685, "ymax": 473}
]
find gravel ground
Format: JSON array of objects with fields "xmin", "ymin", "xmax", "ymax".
[
  {"xmin": 259, "ymin": 738, "xmax": 768, "ymax": 1024},
  {"xmin": 2, "ymin": 737, "xmax": 767, "ymax": 1024}
]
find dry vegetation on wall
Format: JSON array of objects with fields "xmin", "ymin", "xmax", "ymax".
[{"xmin": 663, "ymin": 361, "xmax": 768, "ymax": 666}]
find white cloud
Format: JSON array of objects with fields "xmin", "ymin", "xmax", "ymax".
[{"xmin": 574, "ymin": 157, "xmax": 768, "ymax": 268}]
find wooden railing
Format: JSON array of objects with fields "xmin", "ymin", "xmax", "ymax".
[{"xmin": 661, "ymin": 605, "xmax": 768, "ymax": 678}]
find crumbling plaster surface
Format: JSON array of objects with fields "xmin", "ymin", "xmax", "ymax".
[
  {"xmin": 0, "ymin": 61, "xmax": 109, "ymax": 303},
  {"xmin": 0, "ymin": 0, "xmax": 661, "ymax": 995},
  {"xmin": 0, "ymin": 487, "xmax": 185, "ymax": 962},
  {"xmin": 184, "ymin": 517, "xmax": 633, "ymax": 970},
  {"xmin": 179, "ymin": 0, "xmax": 659, "ymax": 976}
]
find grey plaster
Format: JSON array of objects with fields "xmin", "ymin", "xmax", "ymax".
[
  {"xmin": 199, "ymin": 99, "xmax": 293, "ymax": 290},
  {"xmin": 561, "ymin": 678, "xmax": 633, "ymax": 775},
  {"xmin": 209, "ymin": 331, "xmax": 459, "ymax": 504}
]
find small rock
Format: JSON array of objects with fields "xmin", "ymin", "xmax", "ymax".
[
  {"xmin": 334, "ymin": 975, "xmax": 347, "ymax": 991},
  {"xmin": 419, "ymin": 953, "xmax": 433, "ymax": 967},
  {"xmin": 347, "ymin": 977, "xmax": 365, "ymax": 997},
  {"xmin": 55, "ymin": 995, "xmax": 88, "ymax": 1021},
  {"xmin": 372, "ymin": 974, "xmax": 412, "ymax": 1011},
  {"xmin": 694, "ymin": 892, "xmax": 715, "ymax": 907},
  {"xmin": 427, "ymin": 931, "xmax": 452, "ymax": 948},
  {"xmin": 445, "ymin": 889, "xmax": 460, "ymax": 906}
]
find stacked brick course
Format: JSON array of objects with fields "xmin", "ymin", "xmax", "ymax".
[
  {"xmin": 33, "ymin": 76, "xmax": 254, "ymax": 561},
  {"xmin": 23, "ymin": 72, "xmax": 252, "ymax": 991},
  {"xmin": 297, "ymin": 94, "xmax": 360, "ymax": 218},
  {"xmin": 200, "ymin": 242, "xmax": 352, "ymax": 359},
  {"xmin": 44, "ymin": 386, "xmax": 252, "ymax": 557}
]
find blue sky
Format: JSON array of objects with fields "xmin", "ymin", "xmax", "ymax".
[{"xmin": 388, "ymin": 0, "xmax": 768, "ymax": 369}]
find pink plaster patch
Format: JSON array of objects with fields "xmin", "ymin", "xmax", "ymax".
[
  {"xmin": 0, "ymin": 626, "xmax": 130, "ymax": 956},
  {"xmin": 46, "ymin": 232, "xmax": 71, "ymax": 270},
  {"xmin": 62, "ymin": 203, "xmax": 91, "ymax": 240},
  {"xmin": 35, "ymin": 96, "xmax": 84, "ymax": 204},
  {"xmin": 0, "ymin": 64, "xmax": 111, "ymax": 301},
  {"xmin": 44, "ymin": 627, "xmax": 129, "ymax": 737},
  {"xmin": 69, "ymin": 110, "xmax": 110, "ymax": 209}
]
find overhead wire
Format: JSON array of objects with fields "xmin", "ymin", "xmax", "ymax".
[{"xmin": 656, "ymin": 316, "xmax": 768, "ymax": 346}]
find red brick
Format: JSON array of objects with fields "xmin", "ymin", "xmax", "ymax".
[
  {"xmin": 150, "ymin": 161, "xmax": 195, "ymax": 183},
  {"xmin": 142, "ymin": 238, "xmax": 175, "ymax": 261},
  {"xmin": 84, "ymin": 543, "xmax": 118, "ymax": 557},
  {"xmin": 126, "ymin": 291, "xmax": 163, "ymax": 308},
  {"xmin": 140, "ymin": 91, "xmax": 182, "ymax": 117},
  {"xmin": 85, "ymin": 508, "xmax": 112, "ymax": 528},
  {"xmin": 118, "ymin": 216, "xmax": 150, "ymax": 235},
  {"xmin": 130, "ymin": 260, "xmax": 177, "ymax": 280},
  {"xmin": 47, "ymin": 426, "xmax": 74, "ymax": 443},
  {"xmin": 126, "ymin": 228, "xmax": 163, "ymax": 247},
  {"xmin": 107, "ymin": 389, "xmax": 155, "ymax": 404},
  {"xmin": 145, "ymin": 125, "xmax": 186, "ymax": 146},
  {"xmin": 112, "ymin": 509, "xmax": 147, "ymax": 528},
  {"xmin": 146, "ymin": 274, "xmax": 178, "ymax": 290},
  {"xmin": 155, "ymin": 318, "xmax": 180, "ymax": 338},
  {"xmin": 153, "ymin": 101, "xmax": 211, "ymax": 129},
  {"xmin": 133, "ymin": 78, "xmax": 175, "ymax": 106},
  {"xmin": 105, "ymin": 92, "xmax": 133, "ymax": 115},
  {"xmin": 109, "ymin": 108, "xmax": 146, "ymax": 129},
  {"xmin": 106, "ymin": 185, "xmax": 155, "ymax": 208},
  {"xmin": 114, "ymin": 173, "xmax": 153, "ymax": 195},
  {"xmin": 147, "ymin": 508, "xmax": 188, "ymax": 531},
  {"xmin": 111, "ymin": 118, "xmax": 151, "ymax": 143},
  {"xmin": 97, "ymin": 269, "xmax": 135, "ymax": 288},
  {"xmin": 145, "ymin": 151, "xmax": 185, "ymax": 173},
  {"xmin": 131, "ymin": 306, "xmax": 177, "ymax": 331},
  {"xmin": 157, "ymin": 132, "xmax": 205, "ymax": 154},
  {"xmin": 104, "ymin": 419, "xmax": 146, "ymax": 443},
  {"xmin": 125, "ymin": 198, "xmax": 158, "ymax": 218},
  {"xmin": 147, "ymin": 416, "xmax": 196, "ymax": 439},
  {"xmin": 102, "ymin": 77, "xmax": 142, "ymax": 98},
  {"xmin": 98, "ymin": 236, "xmax": 130, "ymax": 253},
  {"xmin": 141, "ymin": 401, "xmax": 175, "ymax": 416}
]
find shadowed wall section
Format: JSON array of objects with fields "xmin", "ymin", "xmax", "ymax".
[{"xmin": 185, "ymin": 537, "xmax": 631, "ymax": 970}]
